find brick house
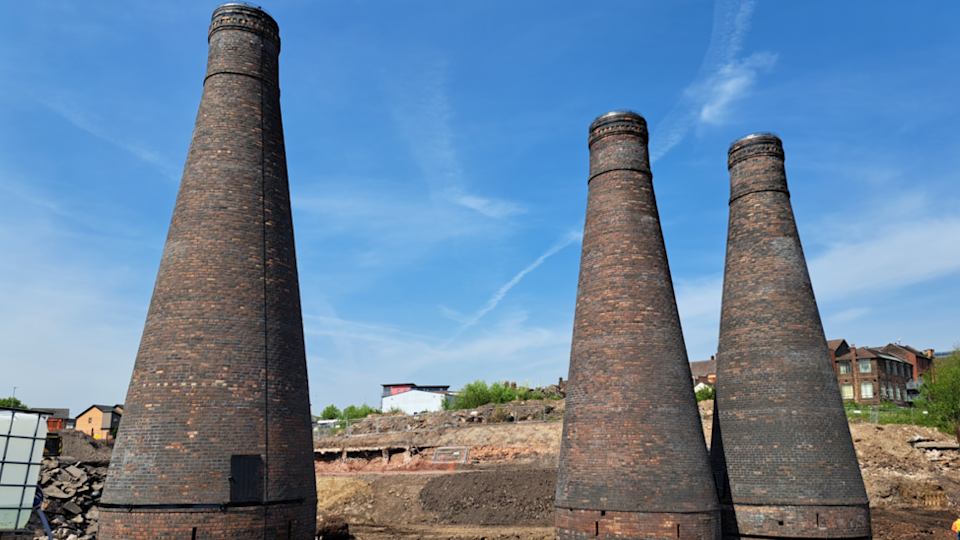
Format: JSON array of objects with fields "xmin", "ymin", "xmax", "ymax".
[
  {"xmin": 31, "ymin": 408, "xmax": 72, "ymax": 431},
  {"xmin": 829, "ymin": 340, "xmax": 914, "ymax": 406},
  {"xmin": 881, "ymin": 343, "xmax": 935, "ymax": 382},
  {"xmin": 75, "ymin": 404, "xmax": 123, "ymax": 439},
  {"xmin": 689, "ymin": 356, "xmax": 717, "ymax": 384}
]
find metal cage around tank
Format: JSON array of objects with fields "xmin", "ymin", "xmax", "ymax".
[{"xmin": 0, "ymin": 407, "xmax": 48, "ymax": 531}]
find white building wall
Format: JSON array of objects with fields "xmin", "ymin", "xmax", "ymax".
[{"xmin": 381, "ymin": 390, "xmax": 446, "ymax": 414}]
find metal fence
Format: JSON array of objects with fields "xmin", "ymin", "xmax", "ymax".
[
  {"xmin": 313, "ymin": 403, "xmax": 563, "ymax": 440},
  {"xmin": 845, "ymin": 406, "xmax": 935, "ymax": 426}
]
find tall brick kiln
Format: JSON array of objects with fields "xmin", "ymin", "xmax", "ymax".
[
  {"xmin": 555, "ymin": 111, "xmax": 720, "ymax": 540},
  {"xmin": 99, "ymin": 5, "xmax": 316, "ymax": 539},
  {"xmin": 710, "ymin": 133, "xmax": 870, "ymax": 539}
]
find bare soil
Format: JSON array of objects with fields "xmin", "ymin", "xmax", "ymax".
[{"xmin": 315, "ymin": 401, "xmax": 960, "ymax": 539}]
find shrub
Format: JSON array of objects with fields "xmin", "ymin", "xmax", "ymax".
[
  {"xmin": 919, "ymin": 347, "xmax": 960, "ymax": 441},
  {"xmin": 695, "ymin": 386, "xmax": 715, "ymax": 402}
]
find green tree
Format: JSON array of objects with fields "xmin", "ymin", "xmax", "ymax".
[
  {"xmin": 320, "ymin": 404, "xmax": 341, "ymax": 420},
  {"xmin": 341, "ymin": 403, "xmax": 380, "ymax": 420},
  {"xmin": 918, "ymin": 347, "xmax": 960, "ymax": 442},
  {"xmin": 0, "ymin": 397, "xmax": 29, "ymax": 410},
  {"xmin": 695, "ymin": 386, "xmax": 715, "ymax": 402}
]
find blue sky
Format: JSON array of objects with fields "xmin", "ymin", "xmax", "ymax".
[{"xmin": 1, "ymin": 1, "xmax": 958, "ymax": 415}]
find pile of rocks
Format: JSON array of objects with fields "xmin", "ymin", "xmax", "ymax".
[
  {"xmin": 339, "ymin": 399, "xmax": 565, "ymax": 437},
  {"xmin": 34, "ymin": 456, "xmax": 106, "ymax": 539}
]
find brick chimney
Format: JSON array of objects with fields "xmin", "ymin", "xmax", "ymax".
[
  {"xmin": 555, "ymin": 111, "xmax": 719, "ymax": 540},
  {"xmin": 710, "ymin": 133, "xmax": 870, "ymax": 539},
  {"xmin": 100, "ymin": 5, "xmax": 316, "ymax": 538}
]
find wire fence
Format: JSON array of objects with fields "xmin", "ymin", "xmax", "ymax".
[
  {"xmin": 313, "ymin": 403, "xmax": 939, "ymax": 440},
  {"xmin": 313, "ymin": 403, "xmax": 564, "ymax": 440},
  {"xmin": 845, "ymin": 406, "xmax": 937, "ymax": 426}
]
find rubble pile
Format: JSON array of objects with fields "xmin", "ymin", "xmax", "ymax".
[
  {"xmin": 34, "ymin": 456, "xmax": 106, "ymax": 539},
  {"xmin": 341, "ymin": 399, "xmax": 565, "ymax": 437}
]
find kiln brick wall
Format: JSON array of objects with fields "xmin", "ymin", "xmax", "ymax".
[
  {"xmin": 100, "ymin": 5, "xmax": 315, "ymax": 539},
  {"xmin": 555, "ymin": 111, "xmax": 719, "ymax": 539},
  {"xmin": 710, "ymin": 134, "xmax": 870, "ymax": 539}
]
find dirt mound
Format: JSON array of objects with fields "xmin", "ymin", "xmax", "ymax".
[
  {"xmin": 316, "ymin": 421, "xmax": 563, "ymax": 454},
  {"xmin": 342, "ymin": 399, "xmax": 565, "ymax": 437},
  {"xmin": 419, "ymin": 469, "xmax": 555, "ymax": 526},
  {"xmin": 849, "ymin": 424, "xmax": 960, "ymax": 509},
  {"xmin": 316, "ymin": 476, "xmax": 372, "ymax": 511},
  {"xmin": 871, "ymin": 507, "xmax": 959, "ymax": 540},
  {"xmin": 55, "ymin": 429, "xmax": 114, "ymax": 463}
]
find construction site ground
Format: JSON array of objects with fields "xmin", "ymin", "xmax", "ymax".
[{"xmin": 316, "ymin": 400, "xmax": 960, "ymax": 540}]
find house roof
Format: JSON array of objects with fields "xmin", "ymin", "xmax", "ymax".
[
  {"xmin": 883, "ymin": 343, "xmax": 930, "ymax": 360},
  {"xmin": 32, "ymin": 408, "xmax": 70, "ymax": 419},
  {"xmin": 381, "ymin": 383, "xmax": 450, "ymax": 389},
  {"xmin": 689, "ymin": 359, "xmax": 716, "ymax": 376},
  {"xmin": 836, "ymin": 347, "xmax": 908, "ymax": 364},
  {"xmin": 76, "ymin": 404, "xmax": 123, "ymax": 418},
  {"xmin": 826, "ymin": 339, "xmax": 846, "ymax": 351}
]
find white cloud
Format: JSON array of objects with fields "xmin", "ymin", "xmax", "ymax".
[
  {"xmin": 650, "ymin": 0, "xmax": 776, "ymax": 162},
  {"xmin": 303, "ymin": 309, "xmax": 571, "ymax": 409},
  {"xmin": 672, "ymin": 196, "xmax": 960, "ymax": 361},
  {"xmin": 808, "ymin": 215, "xmax": 960, "ymax": 301},
  {"xmin": 696, "ymin": 52, "xmax": 777, "ymax": 125}
]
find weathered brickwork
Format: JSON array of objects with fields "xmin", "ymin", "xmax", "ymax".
[
  {"xmin": 710, "ymin": 134, "xmax": 870, "ymax": 539},
  {"xmin": 100, "ymin": 5, "xmax": 315, "ymax": 539},
  {"xmin": 557, "ymin": 508, "xmax": 719, "ymax": 540},
  {"xmin": 99, "ymin": 504, "xmax": 314, "ymax": 540},
  {"xmin": 556, "ymin": 111, "xmax": 720, "ymax": 539},
  {"xmin": 719, "ymin": 504, "xmax": 871, "ymax": 539}
]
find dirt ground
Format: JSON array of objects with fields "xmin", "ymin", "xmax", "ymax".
[{"xmin": 316, "ymin": 401, "xmax": 960, "ymax": 539}]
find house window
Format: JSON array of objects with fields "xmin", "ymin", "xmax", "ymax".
[
  {"xmin": 88, "ymin": 417, "xmax": 92, "ymax": 424},
  {"xmin": 885, "ymin": 360, "xmax": 891, "ymax": 374},
  {"xmin": 838, "ymin": 362, "xmax": 852, "ymax": 375},
  {"xmin": 861, "ymin": 382, "xmax": 874, "ymax": 399},
  {"xmin": 859, "ymin": 360, "xmax": 872, "ymax": 373},
  {"xmin": 841, "ymin": 384, "xmax": 854, "ymax": 400},
  {"xmin": 895, "ymin": 386, "xmax": 902, "ymax": 401}
]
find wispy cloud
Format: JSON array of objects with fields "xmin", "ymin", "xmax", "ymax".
[
  {"xmin": 808, "ymin": 213, "xmax": 960, "ymax": 301},
  {"xmin": 388, "ymin": 61, "xmax": 524, "ymax": 219},
  {"xmin": 442, "ymin": 230, "xmax": 582, "ymax": 346},
  {"xmin": 454, "ymin": 194, "xmax": 525, "ymax": 219},
  {"xmin": 42, "ymin": 95, "xmax": 180, "ymax": 179},
  {"xmin": 673, "ymin": 194, "xmax": 960, "ymax": 361},
  {"xmin": 829, "ymin": 307, "xmax": 870, "ymax": 323},
  {"xmin": 696, "ymin": 52, "xmax": 777, "ymax": 125},
  {"xmin": 303, "ymin": 310, "xmax": 571, "ymax": 408},
  {"xmin": 650, "ymin": 0, "xmax": 776, "ymax": 162}
]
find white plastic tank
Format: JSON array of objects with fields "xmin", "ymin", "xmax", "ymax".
[{"xmin": 0, "ymin": 408, "xmax": 48, "ymax": 531}]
